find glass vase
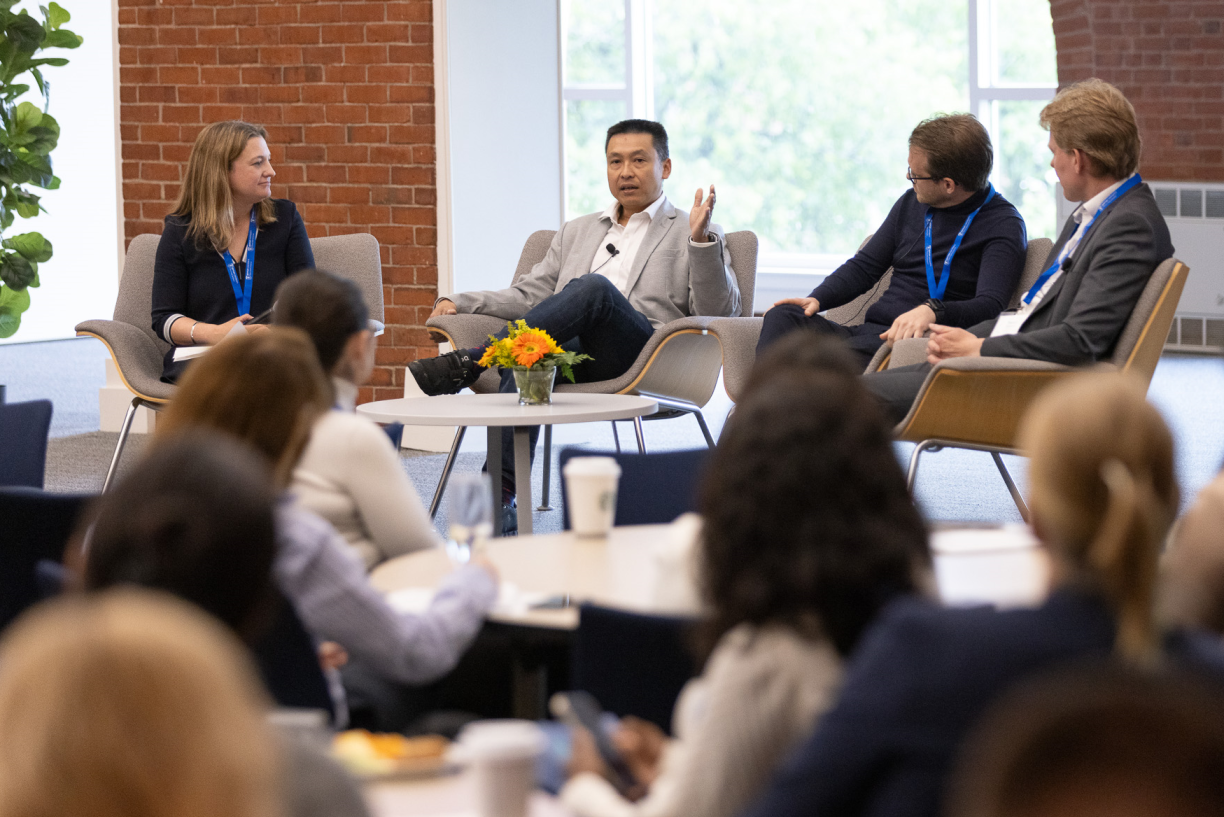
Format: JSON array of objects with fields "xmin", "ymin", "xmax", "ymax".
[{"xmin": 513, "ymin": 366, "xmax": 557, "ymax": 405}]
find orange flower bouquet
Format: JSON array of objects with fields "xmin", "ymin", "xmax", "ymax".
[{"xmin": 478, "ymin": 320, "xmax": 592, "ymax": 405}]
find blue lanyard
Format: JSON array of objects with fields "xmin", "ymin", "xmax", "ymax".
[
  {"xmin": 924, "ymin": 184, "xmax": 995, "ymax": 300},
  {"xmin": 1022, "ymin": 174, "xmax": 1143, "ymax": 306},
  {"xmin": 221, "ymin": 210, "xmax": 258, "ymax": 316}
]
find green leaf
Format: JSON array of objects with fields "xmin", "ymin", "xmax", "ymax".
[
  {"xmin": 0, "ymin": 251, "xmax": 34, "ymax": 288},
  {"xmin": 27, "ymin": 270, "xmax": 38, "ymax": 287},
  {"xmin": 39, "ymin": 31, "xmax": 79, "ymax": 50},
  {"xmin": 12, "ymin": 100, "xmax": 41, "ymax": 132},
  {"xmin": 4, "ymin": 231, "xmax": 51, "ymax": 262},
  {"xmin": 46, "ymin": 2, "xmax": 71, "ymax": 30},
  {"xmin": 6, "ymin": 13, "xmax": 45, "ymax": 53},
  {"xmin": 0, "ymin": 282, "xmax": 30, "ymax": 338}
]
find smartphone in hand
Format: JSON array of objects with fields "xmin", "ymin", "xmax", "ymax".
[{"xmin": 550, "ymin": 691, "xmax": 640, "ymax": 796}]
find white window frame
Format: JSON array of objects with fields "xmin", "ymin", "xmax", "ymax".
[{"xmin": 969, "ymin": 0, "xmax": 1058, "ymax": 151}]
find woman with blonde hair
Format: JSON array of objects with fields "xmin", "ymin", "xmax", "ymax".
[
  {"xmin": 151, "ymin": 120, "xmax": 314, "ymax": 382},
  {"xmin": 0, "ymin": 589, "xmax": 281, "ymax": 817},
  {"xmin": 742, "ymin": 372, "xmax": 1224, "ymax": 817},
  {"xmin": 156, "ymin": 327, "xmax": 497, "ymax": 720}
]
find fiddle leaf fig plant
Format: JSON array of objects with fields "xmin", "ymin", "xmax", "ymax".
[{"xmin": 0, "ymin": 1, "xmax": 81, "ymax": 338}]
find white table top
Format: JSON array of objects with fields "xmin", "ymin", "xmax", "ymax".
[
  {"xmin": 370, "ymin": 523, "xmax": 1050, "ymax": 630},
  {"xmin": 356, "ymin": 393, "xmax": 659, "ymax": 427}
]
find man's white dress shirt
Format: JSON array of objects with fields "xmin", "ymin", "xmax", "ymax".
[{"xmin": 589, "ymin": 193, "xmax": 716, "ymax": 297}]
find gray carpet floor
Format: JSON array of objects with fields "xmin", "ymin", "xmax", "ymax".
[{"xmin": 5, "ymin": 337, "xmax": 1224, "ymax": 534}]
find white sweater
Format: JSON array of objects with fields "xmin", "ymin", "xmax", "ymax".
[
  {"xmin": 560, "ymin": 624, "xmax": 842, "ymax": 817},
  {"xmin": 291, "ymin": 381, "xmax": 442, "ymax": 569}
]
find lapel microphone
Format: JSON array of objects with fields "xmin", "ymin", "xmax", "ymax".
[{"xmin": 590, "ymin": 243, "xmax": 621, "ymax": 275}]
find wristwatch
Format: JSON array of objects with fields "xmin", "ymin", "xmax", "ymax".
[{"xmin": 923, "ymin": 298, "xmax": 946, "ymax": 323}]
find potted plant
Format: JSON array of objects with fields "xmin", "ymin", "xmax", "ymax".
[
  {"xmin": 478, "ymin": 320, "xmax": 592, "ymax": 405},
  {"xmin": 0, "ymin": 1, "xmax": 82, "ymax": 341}
]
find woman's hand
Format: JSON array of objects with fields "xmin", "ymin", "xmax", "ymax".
[
  {"xmin": 172, "ymin": 314, "xmax": 253, "ymax": 346},
  {"xmin": 567, "ymin": 726, "xmax": 608, "ymax": 778},
  {"xmin": 612, "ymin": 716, "xmax": 666, "ymax": 787}
]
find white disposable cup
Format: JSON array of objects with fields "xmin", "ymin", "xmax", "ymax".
[
  {"xmin": 563, "ymin": 457, "xmax": 622, "ymax": 537},
  {"xmin": 457, "ymin": 720, "xmax": 546, "ymax": 817}
]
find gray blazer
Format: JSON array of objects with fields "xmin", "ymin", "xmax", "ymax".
[
  {"xmin": 451, "ymin": 199, "xmax": 741, "ymax": 327},
  {"xmin": 974, "ymin": 183, "xmax": 1173, "ymax": 365}
]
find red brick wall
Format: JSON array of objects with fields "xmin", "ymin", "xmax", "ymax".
[
  {"xmin": 1050, "ymin": 0, "xmax": 1224, "ymax": 181},
  {"xmin": 117, "ymin": 0, "xmax": 437, "ymax": 402}
]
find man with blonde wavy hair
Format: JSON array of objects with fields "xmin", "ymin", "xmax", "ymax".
[{"xmin": 864, "ymin": 79, "xmax": 1174, "ymax": 421}]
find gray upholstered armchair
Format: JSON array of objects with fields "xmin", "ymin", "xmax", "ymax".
[{"xmin": 76, "ymin": 233, "xmax": 385, "ymax": 491}]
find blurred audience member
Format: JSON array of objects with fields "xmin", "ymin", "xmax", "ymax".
[
  {"xmin": 0, "ymin": 589, "xmax": 281, "ymax": 817},
  {"xmin": 561, "ymin": 335, "xmax": 931, "ymax": 817},
  {"xmin": 947, "ymin": 665, "xmax": 1224, "ymax": 817},
  {"xmin": 741, "ymin": 373, "xmax": 1224, "ymax": 817},
  {"xmin": 274, "ymin": 269, "xmax": 441, "ymax": 569},
  {"xmin": 155, "ymin": 329, "xmax": 497, "ymax": 708},
  {"xmin": 1161, "ymin": 472, "xmax": 1224, "ymax": 635}
]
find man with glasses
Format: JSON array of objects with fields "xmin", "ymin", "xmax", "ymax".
[{"xmin": 756, "ymin": 114, "xmax": 1027, "ymax": 368}]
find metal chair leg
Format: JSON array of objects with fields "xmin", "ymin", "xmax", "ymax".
[
  {"xmin": 991, "ymin": 452, "xmax": 1030, "ymax": 522},
  {"xmin": 103, "ymin": 397, "xmax": 141, "ymax": 494},
  {"xmin": 633, "ymin": 416, "xmax": 646, "ymax": 453},
  {"xmin": 538, "ymin": 425, "xmax": 553, "ymax": 511},
  {"xmin": 905, "ymin": 440, "xmax": 942, "ymax": 493},
  {"xmin": 429, "ymin": 426, "xmax": 467, "ymax": 518},
  {"xmin": 611, "ymin": 421, "xmax": 622, "ymax": 454},
  {"xmin": 694, "ymin": 410, "xmax": 715, "ymax": 449}
]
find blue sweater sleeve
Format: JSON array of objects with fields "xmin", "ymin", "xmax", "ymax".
[
  {"xmin": 939, "ymin": 210, "xmax": 1026, "ymax": 328},
  {"xmin": 151, "ymin": 217, "xmax": 190, "ymax": 340},
  {"xmin": 808, "ymin": 195, "xmax": 906, "ymax": 310},
  {"xmin": 283, "ymin": 202, "xmax": 315, "ymax": 273}
]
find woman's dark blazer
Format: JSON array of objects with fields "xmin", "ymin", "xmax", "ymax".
[
  {"xmin": 740, "ymin": 587, "xmax": 1224, "ymax": 817},
  {"xmin": 151, "ymin": 198, "xmax": 314, "ymax": 382}
]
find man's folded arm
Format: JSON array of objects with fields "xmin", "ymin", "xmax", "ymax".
[
  {"xmin": 979, "ymin": 212, "xmax": 1163, "ymax": 365},
  {"xmin": 449, "ymin": 223, "xmax": 569, "ymax": 320},
  {"xmin": 940, "ymin": 221, "xmax": 1028, "ymax": 328},
  {"xmin": 687, "ymin": 222, "xmax": 741, "ymax": 317}
]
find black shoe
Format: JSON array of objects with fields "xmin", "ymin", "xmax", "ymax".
[
  {"xmin": 408, "ymin": 350, "xmax": 482, "ymax": 396},
  {"xmin": 500, "ymin": 498, "xmax": 518, "ymax": 536}
]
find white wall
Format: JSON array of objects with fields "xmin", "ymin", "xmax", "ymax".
[
  {"xmin": 0, "ymin": 0, "xmax": 121, "ymax": 344},
  {"xmin": 444, "ymin": 0, "xmax": 562, "ymax": 295}
]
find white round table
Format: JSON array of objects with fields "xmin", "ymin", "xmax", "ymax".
[{"xmin": 357, "ymin": 393, "xmax": 658, "ymax": 535}]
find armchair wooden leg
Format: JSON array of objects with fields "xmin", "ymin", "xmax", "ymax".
[
  {"xmin": 102, "ymin": 397, "xmax": 142, "ymax": 494},
  {"xmin": 429, "ymin": 426, "xmax": 467, "ymax": 519},
  {"xmin": 991, "ymin": 452, "xmax": 1030, "ymax": 522},
  {"xmin": 538, "ymin": 425, "xmax": 553, "ymax": 511}
]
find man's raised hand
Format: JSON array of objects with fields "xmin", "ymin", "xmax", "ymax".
[
  {"xmin": 690, "ymin": 184, "xmax": 716, "ymax": 243},
  {"xmin": 926, "ymin": 324, "xmax": 984, "ymax": 364},
  {"xmin": 427, "ymin": 298, "xmax": 458, "ymax": 343}
]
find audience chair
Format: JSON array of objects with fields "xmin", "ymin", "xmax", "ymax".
[
  {"xmin": 710, "ymin": 237, "xmax": 1054, "ymax": 402},
  {"xmin": 253, "ymin": 594, "xmax": 337, "ymax": 724},
  {"xmin": 882, "ymin": 256, "xmax": 1188, "ymax": 519},
  {"xmin": 571, "ymin": 603, "xmax": 698, "ymax": 735},
  {"xmin": 425, "ymin": 230, "xmax": 757, "ymax": 516},
  {"xmin": 76, "ymin": 233, "xmax": 385, "ymax": 492},
  {"xmin": 0, "ymin": 487, "xmax": 93, "ymax": 632},
  {"xmin": 0, "ymin": 399, "xmax": 52, "ymax": 488},
  {"xmin": 558, "ymin": 446, "xmax": 710, "ymax": 529}
]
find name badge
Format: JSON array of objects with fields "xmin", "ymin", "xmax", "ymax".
[{"xmin": 990, "ymin": 310, "xmax": 1027, "ymax": 338}]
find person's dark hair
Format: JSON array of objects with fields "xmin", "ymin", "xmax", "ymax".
[
  {"xmin": 605, "ymin": 119, "xmax": 669, "ymax": 162},
  {"xmin": 80, "ymin": 431, "xmax": 279, "ymax": 644},
  {"xmin": 699, "ymin": 333, "xmax": 930, "ymax": 657},
  {"xmin": 909, "ymin": 113, "xmax": 993, "ymax": 192},
  {"xmin": 948, "ymin": 664, "xmax": 1224, "ymax": 817},
  {"xmin": 273, "ymin": 269, "xmax": 369, "ymax": 373}
]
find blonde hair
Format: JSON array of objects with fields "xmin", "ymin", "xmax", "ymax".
[
  {"xmin": 1018, "ymin": 374, "xmax": 1178, "ymax": 661},
  {"xmin": 0, "ymin": 589, "xmax": 281, "ymax": 817},
  {"xmin": 157, "ymin": 328, "xmax": 331, "ymax": 487},
  {"xmin": 1161, "ymin": 473, "xmax": 1224, "ymax": 633},
  {"xmin": 1040, "ymin": 79, "xmax": 1141, "ymax": 179},
  {"xmin": 172, "ymin": 120, "xmax": 277, "ymax": 252}
]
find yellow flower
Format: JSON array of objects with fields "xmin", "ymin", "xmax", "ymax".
[{"xmin": 477, "ymin": 345, "xmax": 498, "ymax": 368}]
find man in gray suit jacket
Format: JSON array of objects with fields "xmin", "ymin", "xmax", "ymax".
[
  {"xmin": 409, "ymin": 119, "xmax": 740, "ymax": 517},
  {"xmin": 864, "ymin": 79, "xmax": 1172, "ymax": 423}
]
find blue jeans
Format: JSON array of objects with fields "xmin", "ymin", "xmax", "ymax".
[{"xmin": 486, "ymin": 275, "xmax": 656, "ymax": 494}]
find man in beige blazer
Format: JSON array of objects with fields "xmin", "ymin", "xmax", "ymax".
[{"xmin": 409, "ymin": 119, "xmax": 739, "ymax": 526}]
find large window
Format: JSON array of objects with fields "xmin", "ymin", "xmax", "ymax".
[{"xmin": 560, "ymin": 0, "xmax": 1058, "ymax": 306}]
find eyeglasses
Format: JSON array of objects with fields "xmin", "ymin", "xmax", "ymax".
[{"xmin": 906, "ymin": 168, "xmax": 939, "ymax": 184}]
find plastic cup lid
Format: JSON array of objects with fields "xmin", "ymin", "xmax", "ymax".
[
  {"xmin": 456, "ymin": 719, "xmax": 547, "ymax": 761},
  {"xmin": 562, "ymin": 456, "xmax": 622, "ymax": 478}
]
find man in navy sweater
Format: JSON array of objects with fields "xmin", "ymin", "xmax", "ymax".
[{"xmin": 756, "ymin": 114, "xmax": 1027, "ymax": 367}]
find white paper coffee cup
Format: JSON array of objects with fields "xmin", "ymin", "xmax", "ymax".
[
  {"xmin": 563, "ymin": 456, "xmax": 622, "ymax": 537},
  {"xmin": 455, "ymin": 720, "xmax": 546, "ymax": 817}
]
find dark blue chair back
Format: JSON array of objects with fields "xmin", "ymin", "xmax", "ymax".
[
  {"xmin": 571, "ymin": 603, "xmax": 698, "ymax": 734},
  {"xmin": 559, "ymin": 447, "xmax": 710, "ymax": 529},
  {"xmin": 0, "ymin": 487, "xmax": 94, "ymax": 631},
  {"xmin": 0, "ymin": 399, "xmax": 52, "ymax": 488},
  {"xmin": 381, "ymin": 421, "xmax": 404, "ymax": 450},
  {"xmin": 253, "ymin": 594, "xmax": 337, "ymax": 724}
]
